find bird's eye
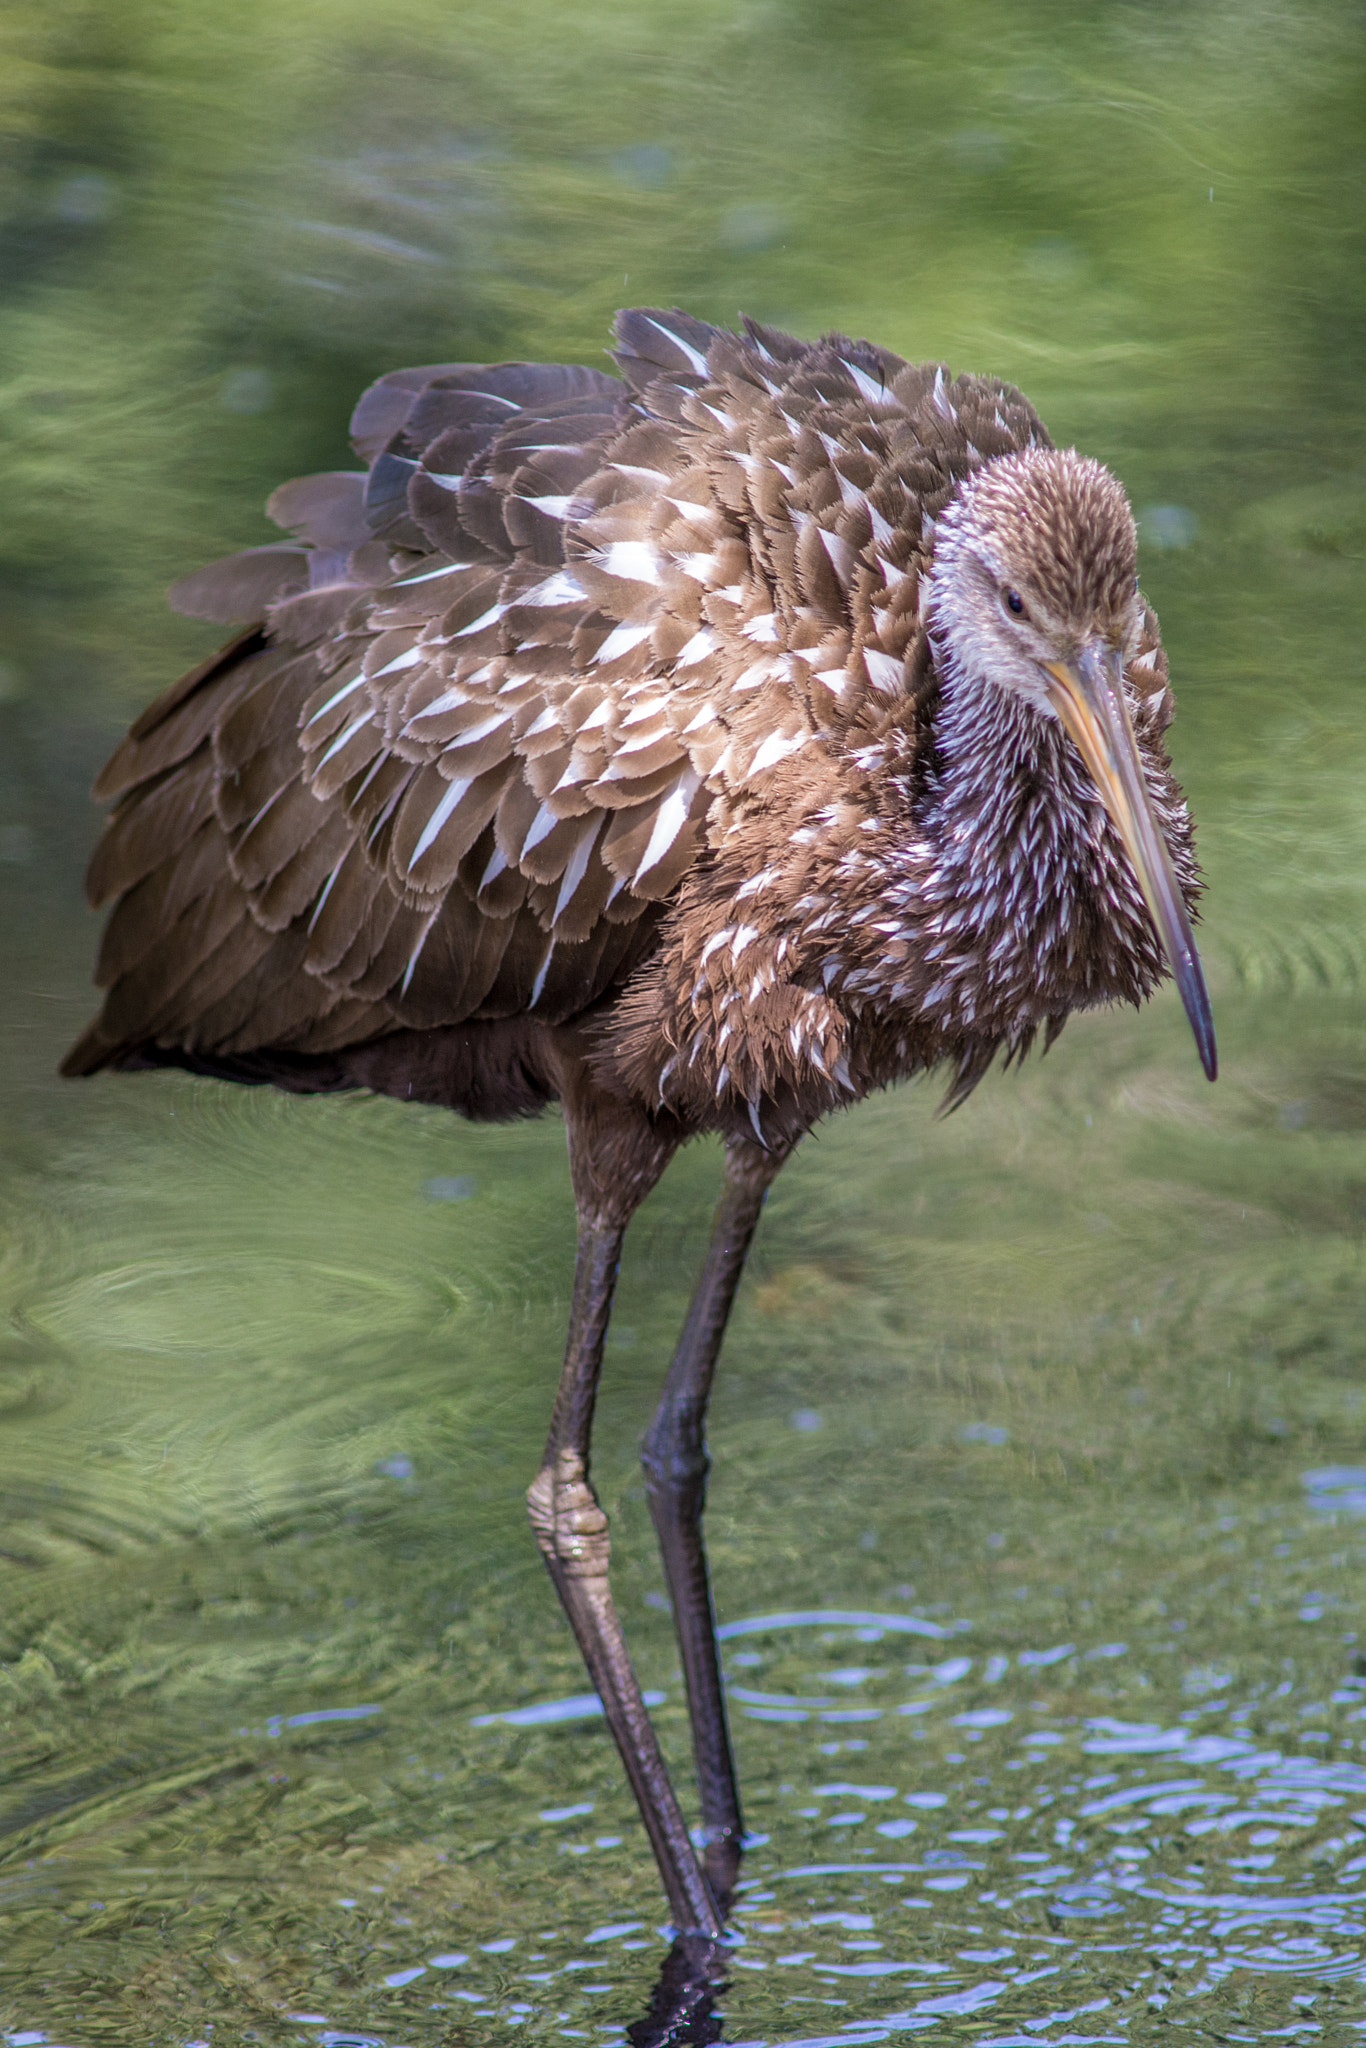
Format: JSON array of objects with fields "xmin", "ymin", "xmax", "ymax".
[{"xmin": 1004, "ymin": 588, "xmax": 1026, "ymax": 617}]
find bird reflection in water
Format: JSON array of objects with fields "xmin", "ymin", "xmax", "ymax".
[{"xmin": 64, "ymin": 306, "xmax": 1213, "ymax": 1946}]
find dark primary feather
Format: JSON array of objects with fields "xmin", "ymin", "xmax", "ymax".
[{"xmin": 64, "ymin": 308, "xmax": 1179, "ymax": 1131}]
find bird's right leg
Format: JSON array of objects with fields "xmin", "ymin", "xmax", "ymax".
[
  {"xmin": 642, "ymin": 1136, "xmax": 788, "ymax": 1902},
  {"xmin": 527, "ymin": 1079, "xmax": 722, "ymax": 1938}
]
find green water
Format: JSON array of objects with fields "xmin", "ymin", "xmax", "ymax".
[{"xmin": 4, "ymin": 3, "xmax": 1366, "ymax": 2041}]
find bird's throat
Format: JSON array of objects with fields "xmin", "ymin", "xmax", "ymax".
[{"xmin": 896, "ymin": 663, "xmax": 1166, "ymax": 1041}]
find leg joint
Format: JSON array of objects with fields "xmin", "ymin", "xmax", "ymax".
[
  {"xmin": 642, "ymin": 1400, "xmax": 711, "ymax": 1501},
  {"xmin": 527, "ymin": 1450, "xmax": 611, "ymax": 1579}
]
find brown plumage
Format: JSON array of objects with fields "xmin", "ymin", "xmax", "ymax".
[{"xmin": 64, "ymin": 308, "xmax": 1214, "ymax": 1938}]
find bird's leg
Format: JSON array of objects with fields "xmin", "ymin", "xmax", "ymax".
[
  {"xmin": 642, "ymin": 1136, "xmax": 788, "ymax": 1903},
  {"xmin": 527, "ymin": 1085, "xmax": 722, "ymax": 1937},
  {"xmin": 627, "ymin": 1931, "xmax": 729, "ymax": 2048}
]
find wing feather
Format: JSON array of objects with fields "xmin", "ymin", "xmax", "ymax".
[{"xmin": 70, "ymin": 309, "xmax": 1047, "ymax": 1081}]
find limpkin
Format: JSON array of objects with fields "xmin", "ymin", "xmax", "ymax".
[{"xmin": 64, "ymin": 307, "xmax": 1215, "ymax": 1938}]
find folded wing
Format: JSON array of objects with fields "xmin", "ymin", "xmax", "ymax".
[{"xmin": 65, "ymin": 309, "xmax": 1047, "ymax": 1077}]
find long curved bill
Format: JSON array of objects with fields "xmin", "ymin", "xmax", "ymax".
[{"xmin": 1042, "ymin": 647, "xmax": 1217, "ymax": 1081}]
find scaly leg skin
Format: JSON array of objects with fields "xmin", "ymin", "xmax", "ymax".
[
  {"xmin": 527, "ymin": 1216, "xmax": 723, "ymax": 1938},
  {"xmin": 641, "ymin": 1138, "xmax": 788, "ymax": 1903}
]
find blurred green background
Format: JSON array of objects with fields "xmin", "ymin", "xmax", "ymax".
[{"xmin": 3, "ymin": 3, "xmax": 1366, "ymax": 2043}]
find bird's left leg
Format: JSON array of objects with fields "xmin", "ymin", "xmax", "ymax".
[
  {"xmin": 526, "ymin": 1071, "xmax": 722, "ymax": 1937},
  {"xmin": 642, "ymin": 1135, "xmax": 790, "ymax": 1902}
]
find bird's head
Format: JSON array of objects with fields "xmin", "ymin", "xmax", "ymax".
[{"xmin": 925, "ymin": 446, "xmax": 1216, "ymax": 1081}]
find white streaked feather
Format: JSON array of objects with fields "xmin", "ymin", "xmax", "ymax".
[
  {"xmin": 742, "ymin": 612, "xmax": 780, "ymax": 644},
  {"xmin": 632, "ymin": 768, "xmax": 700, "ymax": 884},
  {"xmin": 245, "ymin": 784, "xmax": 285, "ymax": 836},
  {"xmin": 619, "ymin": 695, "xmax": 667, "ymax": 729},
  {"xmin": 665, "ymin": 496, "xmax": 717, "ymax": 526},
  {"xmin": 675, "ymin": 549, "xmax": 720, "ymax": 584},
  {"xmin": 407, "ymin": 775, "xmax": 474, "ymax": 870},
  {"xmin": 442, "ymin": 711, "xmax": 509, "ymax": 752},
  {"xmin": 365, "ymin": 776, "xmax": 407, "ymax": 848},
  {"xmin": 862, "ymin": 648, "xmax": 904, "ymax": 695},
  {"xmin": 593, "ymin": 620, "xmax": 654, "ymax": 665},
  {"xmin": 599, "ymin": 540, "xmax": 661, "ymax": 585},
  {"xmin": 454, "ymin": 601, "xmax": 509, "ymax": 639},
  {"xmin": 371, "ymin": 644, "xmax": 423, "ymax": 680},
  {"xmin": 611, "ymin": 725, "xmax": 670, "ymax": 761},
  {"xmin": 316, "ymin": 710, "xmax": 375, "ymax": 770},
  {"xmin": 524, "ymin": 494, "xmax": 579, "ymax": 519},
  {"xmin": 521, "ymin": 570, "xmax": 588, "ymax": 607},
  {"xmin": 350, "ymin": 754, "xmax": 388, "ymax": 809},
  {"xmin": 599, "ymin": 732, "xmax": 677, "ymax": 780},
  {"xmin": 552, "ymin": 818, "xmax": 602, "ymax": 923},
  {"xmin": 399, "ymin": 909, "xmax": 439, "ymax": 996},
  {"xmin": 840, "ymin": 356, "xmax": 888, "ymax": 405},
  {"xmin": 868, "ymin": 503, "xmax": 896, "ymax": 552},
  {"xmin": 675, "ymin": 627, "xmax": 718, "ymax": 667},
  {"xmin": 528, "ymin": 942, "xmax": 555, "ymax": 1008},
  {"xmin": 479, "ymin": 842, "xmax": 509, "ymax": 890},
  {"xmin": 747, "ymin": 728, "xmax": 807, "ymax": 776},
  {"xmin": 552, "ymin": 753, "xmax": 593, "ymax": 795},
  {"xmin": 644, "ymin": 315, "xmax": 709, "ymax": 375},
  {"xmin": 307, "ymin": 856, "xmax": 347, "ymax": 934},
  {"xmin": 818, "ymin": 527, "xmax": 856, "ymax": 589},
  {"xmin": 303, "ymin": 668, "xmax": 366, "ymax": 728},
  {"xmin": 393, "ymin": 560, "xmax": 463, "ymax": 586},
  {"xmin": 401, "ymin": 683, "xmax": 467, "ymax": 729},
  {"xmin": 521, "ymin": 800, "xmax": 563, "ymax": 856}
]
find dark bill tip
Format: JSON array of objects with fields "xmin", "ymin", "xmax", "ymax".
[{"xmin": 1173, "ymin": 941, "xmax": 1218, "ymax": 1081}]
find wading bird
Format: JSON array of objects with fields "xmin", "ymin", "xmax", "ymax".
[{"xmin": 65, "ymin": 308, "xmax": 1214, "ymax": 1939}]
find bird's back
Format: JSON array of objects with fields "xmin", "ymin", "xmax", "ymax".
[{"xmin": 64, "ymin": 309, "xmax": 1048, "ymax": 1107}]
